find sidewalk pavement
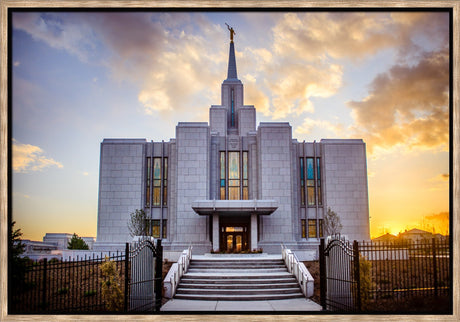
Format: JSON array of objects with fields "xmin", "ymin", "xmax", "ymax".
[{"xmin": 161, "ymin": 298, "xmax": 323, "ymax": 312}]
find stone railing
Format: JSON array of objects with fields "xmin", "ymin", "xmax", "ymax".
[
  {"xmin": 281, "ymin": 244, "xmax": 314, "ymax": 298},
  {"xmin": 164, "ymin": 245, "xmax": 193, "ymax": 298}
]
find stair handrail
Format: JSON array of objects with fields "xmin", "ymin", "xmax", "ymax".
[
  {"xmin": 281, "ymin": 244, "xmax": 314, "ymax": 298},
  {"xmin": 170, "ymin": 244, "xmax": 193, "ymax": 297}
]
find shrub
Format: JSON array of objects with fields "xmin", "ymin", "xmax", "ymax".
[{"xmin": 100, "ymin": 258, "xmax": 124, "ymax": 311}]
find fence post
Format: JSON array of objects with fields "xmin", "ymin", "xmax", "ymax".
[
  {"xmin": 42, "ymin": 258, "xmax": 47, "ymax": 309},
  {"xmin": 353, "ymin": 240, "xmax": 361, "ymax": 312},
  {"xmin": 319, "ymin": 238, "xmax": 326, "ymax": 310},
  {"xmin": 124, "ymin": 243, "xmax": 129, "ymax": 312},
  {"xmin": 432, "ymin": 238, "xmax": 438, "ymax": 297},
  {"xmin": 154, "ymin": 239, "xmax": 163, "ymax": 311}
]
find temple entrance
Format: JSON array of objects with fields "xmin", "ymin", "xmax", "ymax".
[{"xmin": 220, "ymin": 216, "xmax": 249, "ymax": 253}]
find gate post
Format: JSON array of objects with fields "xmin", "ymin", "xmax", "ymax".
[
  {"xmin": 42, "ymin": 258, "xmax": 47, "ymax": 309},
  {"xmin": 154, "ymin": 239, "xmax": 163, "ymax": 311},
  {"xmin": 353, "ymin": 240, "xmax": 361, "ymax": 312},
  {"xmin": 124, "ymin": 243, "xmax": 129, "ymax": 312},
  {"xmin": 319, "ymin": 238, "xmax": 326, "ymax": 310},
  {"xmin": 432, "ymin": 238, "xmax": 438, "ymax": 297}
]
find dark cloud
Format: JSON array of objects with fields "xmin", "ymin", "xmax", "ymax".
[{"xmin": 347, "ymin": 49, "xmax": 449, "ymax": 152}]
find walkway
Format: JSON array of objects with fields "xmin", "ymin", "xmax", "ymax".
[{"xmin": 161, "ymin": 298, "xmax": 322, "ymax": 312}]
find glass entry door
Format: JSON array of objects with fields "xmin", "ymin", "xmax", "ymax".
[{"xmin": 220, "ymin": 219, "xmax": 249, "ymax": 252}]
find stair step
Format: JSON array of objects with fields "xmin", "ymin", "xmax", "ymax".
[
  {"xmin": 178, "ymin": 282, "xmax": 300, "ymax": 289},
  {"xmin": 182, "ymin": 273, "xmax": 293, "ymax": 279},
  {"xmin": 173, "ymin": 258, "xmax": 305, "ymax": 301},
  {"xmin": 189, "ymin": 264, "xmax": 286, "ymax": 269},
  {"xmin": 180, "ymin": 278, "xmax": 297, "ymax": 284},
  {"xmin": 176, "ymin": 287, "xmax": 301, "ymax": 295},
  {"xmin": 174, "ymin": 293, "xmax": 305, "ymax": 301},
  {"xmin": 187, "ymin": 268, "xmax": 287, "ymax": 273}
]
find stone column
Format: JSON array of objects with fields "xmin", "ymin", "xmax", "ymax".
[
  {"xmin": 212, "ymin": 214, "xmax": 220, "ymax": 251},
  {"xmin": 251, "ymin": 214, "xmax": 258, "ymax": 250}
]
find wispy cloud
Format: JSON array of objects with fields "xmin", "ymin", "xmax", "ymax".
[{"xmin": 13, "ymin": 139, "xmax": 63, "ymax": 173}]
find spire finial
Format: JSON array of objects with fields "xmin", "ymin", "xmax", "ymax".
[{"xmin": 225, "ymin": 23, "xmax": 236, "ymax": 43}]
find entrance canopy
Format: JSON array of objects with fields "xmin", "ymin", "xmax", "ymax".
[{"xmin": 191, "ymin": 200, "xmax": 278, "ymax": 216}]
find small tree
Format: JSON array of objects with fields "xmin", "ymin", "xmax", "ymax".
[
  {"xmin": 127, "ymin": 209, "xmax": 148, "ymax": 237},
  {"xmin": 67, "ymin": 233, "xmax": 89, "ymax": 250},
  {"xmin": 9, "ymin": 221, "xmax": 27, "ymax": 290},
  {"xmin": 324, "ymin": 207, "xmax": 343, "ymax": 237}
]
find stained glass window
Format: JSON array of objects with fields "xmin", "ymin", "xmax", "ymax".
[
  {"xmin": 220, "ymin": 152, "xmax": 226, "ymax": 200},
  {"xmin": 301, "ymin": 219, "xmax": 306, "ymax": 238},
  {"xmin": 153, "ymin": 158, "xmax": 161, "ymax": 206},
  {"xmin": 228, "ymin": 152, "xmax": 240, "ymax": 200},
  {"xmin": 146, "ymin": 157, "xmax": 151, "ymax": 207},
  {"xmin": 308, "ymin": 219, "xmax": 317, "ymax": 238},
  {"xmin": 300, "ymin": 158, "xmax": 305, "ymax": 206},
  {"xmin": 319, "ymin": 219, "xmax": 324, "ymax": 238},
  {"xmin": 243, "ymin": 152, "xmax": 248, "ymax": 200},
  {"xmin": 307, "ymin": 158, "xmax": 315, "ymax": 206},
  {"xmin": 163, "ymin": 158, "xmax": 168, "ymax": 206},
  {"xmin": 317, "ymin": 158, "xmax": 322, "ymax": 206},
  {"xmin": 149, "ymin": 219, "xmax": 167, "ymax": 238},
  {"xmin": 220, "ymin": 151, "xmax": 248, "ymax": 200}
]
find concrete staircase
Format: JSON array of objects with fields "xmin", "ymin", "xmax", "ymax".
[{"xmin": 174, "ymin": 256, "xmax": 305, "ymax": 301}]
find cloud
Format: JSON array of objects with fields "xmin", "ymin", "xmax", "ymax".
[
  {"xmin": 13, "ymin": 139, "xmax": 63, "ymax": 173},
  {"xmin": 429, "ymin": 173, "xmax": 449, "ymax": 182},
  {"xmin": 13, "ymin": 61, "xmax": 20, "ymax": 67},
  {"xmin": 12, "ymin": 11, "xmax": 449, "ymax": 125},
  {"xmin": 347, "ymin": 49, "xmax": 449, "ymax": 154},
  {"xmin": 13, "ymin": 12, "xmax": 226, "ymax": 121},
  {"xmin": 272, "ymin": 12, "xmax": 448, "ymax": 62}
]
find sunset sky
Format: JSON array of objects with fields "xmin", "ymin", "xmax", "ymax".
[{"xmin": 11, "ymin": 11, "xmax": 450, "ymax": 241}]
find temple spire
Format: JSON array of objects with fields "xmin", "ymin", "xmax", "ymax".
[{"xmin": 225, "ymin": 23, "xmax": 238, "ymax": 81}]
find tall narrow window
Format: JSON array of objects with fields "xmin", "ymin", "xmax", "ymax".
[
  {"xmin": 242, "ymin": 151, "xmax": 249, "ymax": 200},
  {"xmin": 228, "ymin": 151, "xmax": 240, "ymax": 200},
  {"xmin": 220, "ymin": 152, "xmax": 226, "ymax": 200},
  {"xmin": 317, "ymin": 158, "xmax": 322, "ymax": 206},
  {"xmin": 163, "ymin": 158, "xmax": 168, "ymax": 206},
  {"xmin": 231, "ymin": 89, "xmax": 235, "ymax": 127},
  {"xmin": 153, "ymin": 158, "xmax": 161, "ymax": 206},
  {"xmin": 146, "ymin": 157, "xmax": 151, "ymax": 207},
  {"xmin": 300, "ymin": 158, "xmax": 305, "ymax": 206},
  {"xmin": 308, "ymin": 219, "xmax": 317, "ymax": 238},
  {"xmin": 148, "ymin": 219, "xmax": 167, "ymax": 238},
  {"xmin": 301, "ymin": 219, "xmax": 306, "ymax": 238},
  {"xmin": 306, "ymin": 158, "xmax": 315, "ymax": 206},
  {"xmin": 319, "ymin": 219, "xmax": 324, "ymax": 238}
]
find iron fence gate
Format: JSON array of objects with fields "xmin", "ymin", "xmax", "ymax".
[
  {"xmin": 126, "ymin": 238, "xmax": 163, "ymax": 312},
  {"xmin": 319, "ymin": 237, "xmax": 361, "ymax": 312}
]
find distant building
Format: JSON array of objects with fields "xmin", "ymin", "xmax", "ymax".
[
  {"xmin": 94, "ymin": 34, "xmax": 370, "ymax": 257},
  {"xmin": 20, "ymin": 233, "xmax": 97, "ymax": 261},
  {"xmin": 398, "ymin": 228, "xmax": 433, "ymax": 242},
  {"xmin": 372, "ymin": 233, "xmax": 398, "ymax": 242},
  {"xmin": 43, "ymin": 233, "xmax": 95, "ymax": 250}
]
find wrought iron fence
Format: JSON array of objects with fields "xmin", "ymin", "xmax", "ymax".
[
  {"xmin": 10, "ymin": 252, "xmax": 126, "ymax": 314},
  {"xmin": 10, "ymin": 239, "xmax": 164, "ymax": 314},
  {"xmin": 319, "ymin": 237, "xmax": 451, "ymax": 313}
]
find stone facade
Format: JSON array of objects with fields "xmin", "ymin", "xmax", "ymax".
[{"xmin": 94, "ymin": 39, "xmax": 370, "ymax": 256}]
